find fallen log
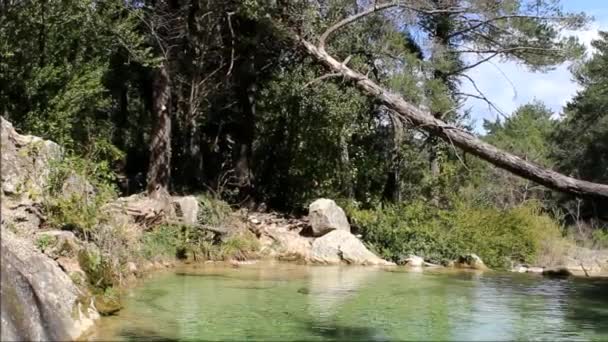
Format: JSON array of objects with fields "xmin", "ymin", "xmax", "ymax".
[{"xmin": 292, "ymin": 6, "xmax": 608, "ymax": 199}]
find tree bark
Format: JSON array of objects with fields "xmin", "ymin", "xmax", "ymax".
[
  {"xmin": 235, "ymin": 69, "xmax": 255, "ymax": 193},
  {"xmin": 383, "ymin": 113, "xmax": 403, "ymax": 202},
  {"xmin": 147, "ymin": 62, "xmax": 172, "ymax": 195},
  {"xmin": 299, "ymin": 38, "xmax": 608, "ymax": 199},
  {"xmin": 339, "ymin": 129, "xmax": 354, "ymax": 198}
]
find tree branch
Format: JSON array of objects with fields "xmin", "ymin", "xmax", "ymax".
[
  {"xmin": 457, "ymin": 74, "xmax": 508, "ymax": 119},
  {"xmin": 296, "ymin": 35, "xmax": 608, "ymax": 198},
  {"xmin": 303, "ymin": 73, "xmax": 342, "ymax": 88},
  {"xmin": 318, "ymin": 1, "xmax": 469, "ymax": 53}
]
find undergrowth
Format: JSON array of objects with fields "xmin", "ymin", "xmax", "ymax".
[
  {"xmin": 44, "ymin": 153, "xmax": 119, "ymax": 238},
  {"xmin": 346, "ymin": 198, "xmax": 567, "ymax": 269}
]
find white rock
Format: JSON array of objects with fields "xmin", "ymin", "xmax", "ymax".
[
  {"xmin": 404, "ymin": 255, "xmax": 424, "ymax": 267},
  {"xmin": 171, "ymin": 196, "xmax": 199, "ymax": 225},
  {"xmin": 455, "ymin": 253, "xmax": 488, "ymax": 270},
  {"xmin": 249, "ymin": 217, "xmax": 261, "ymax": 224},
  {"xmin": 527, "ymin": 266, "xmax": 544, "ymax": 274},
  {"xmin": 512, "ymin": 265, "xmax": 528, "ymax": 273},
  {"xmin": 308, "ymin": 199, "xmax": 350, "ymax": 237},
  {"xmin": 126, "ymin": 262, "xmax": 138, "ymax": 273},
  {"xmin": 310, "ymin": 230, "xmax": 393, "ymax": 266}
]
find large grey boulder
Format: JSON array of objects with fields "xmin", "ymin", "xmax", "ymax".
[
  {"xmin": 1, "ymin": 228, "xmax": 98, "ymax": 341},
  {"xmin": 310, "ymin": 230, "xmax": 394, "ymax": 266},
  {"xmin": 308, "ymin": 198, "xmax": 350, "ymax": 236},
  {"xmin": 1, "ymin": 116, "xmax": 62, "ymax": 197},
  {"xmin": 1, "ymin": 117, "xmax": 94, "ymax": 238}
]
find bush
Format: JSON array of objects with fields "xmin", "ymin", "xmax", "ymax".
[
  {"xmin": 218, "ymin": 232, "xmax": 260, "ymax": 261},
  {"xmin": 196, "ymin": 193, "xmax": 233, "ymax": 226},
  {"xmin": 35, "ymin": 235, "xmax": 55, "ymax": 252},
  {"xmin": 347, "ymin": 199, "xmax": 565, "ymax": 269},
  {"xmin": 140, "ymin": 223, "xmax": 259, "ymax": 262},
  {"xmin": 592, "ymin": 228, "xmax": 608, "ymax": 249},
  {"xmin": 140, "ymin": 224, "xmax": 182, "ymax": 260},
  {"xmin": 44, "ymin": 154, "xmax": 118, "ymax": 238}
]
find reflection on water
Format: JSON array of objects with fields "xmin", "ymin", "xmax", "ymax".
[{"xmin": 90, "ymin": 263, "xmax": 608, "ymax": 341}]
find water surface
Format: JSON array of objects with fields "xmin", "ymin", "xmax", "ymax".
[{"xmin": 90, "ymin": 263, "xmax": 608, "ymax": 341}]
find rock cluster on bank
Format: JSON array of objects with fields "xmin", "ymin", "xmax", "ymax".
[{"xmin": 252, "ymin": 198, "xmax": 394, "ymax": 266}]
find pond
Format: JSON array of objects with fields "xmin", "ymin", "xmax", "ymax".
[{"xmin": 89, "ymin": 262, "xmax": 608, "ymax": 341}]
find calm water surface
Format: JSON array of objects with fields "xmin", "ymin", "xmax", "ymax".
[{"xmin": 90, "ymin": 263, "xmax": 608, "ymax": 341}]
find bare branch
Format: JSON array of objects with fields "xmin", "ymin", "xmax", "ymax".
[
  {"xmin": 448, "ymin": 15, "xmax": 568, "ymax": 39},
  {"xmin": 226, "ymin": 11, "xmax": 236, "ymax": 76},
  {"xmin": 303, "ymin": 73, "xmax": 342, "ymax": 88},
  {"xmin": 318, "ymin": 1, "xmax": 401, "ymax": 52},
  {"xmin": 453, "ymin": 46, "xmax": 564, "ymax": 54},
  {"xmin": 448, "ymin": 52, "xmax": 499, "ymax": 75},
  {"xmin": 318, "ymin": 1, "xmax": 469, "ymax": 53}
]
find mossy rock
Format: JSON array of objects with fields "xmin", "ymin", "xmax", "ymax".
[{"xmin": 94, "ymin": 294, "xmax": 122, "ymax": 316}]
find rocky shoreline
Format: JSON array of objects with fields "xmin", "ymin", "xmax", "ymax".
[{"xmin": 2, "ymin": 115, "xmax": 608, "ymax": 341}]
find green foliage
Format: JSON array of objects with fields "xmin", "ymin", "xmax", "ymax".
[
  {"xmin": 218, "ymin": 232, "xmax": 260, "ymax": 261},
  {"xmin": 2, "ymin": 0, "xmax": 603, "ymax": 272},
  {"xmin": 348, "ymin": 199, "xmax": 564, "ymax": 269},
  {"xmin": 553, "ymin": 32, "xmax": 608, "ymax": 187},
  {"xmin": 2, "ymin": 0, "xmax": 153, "ymax": 154},
  {"xmin": 44, "ymin": 155, "xmax": 119, "ymax": 236},
  {"xmin": 140, "ymin": 223, "xmax": 259, "ymax": 262},
  {"xmin": 197, "ymin": 194, "xmax": 233, "ymax": 226},
  {"xmin": 140, "ymin": 225, "xmax": 181, "ymax": 260},
  {"xmin": 35, "ymin": 235, "xmax": 55, "ymax": 252},
  {"xmin": 461, "ymin": 101, "xmax": 558, "ymax": 209},
  {"xmin": 591, "ymin": 229, "xmax": 608, "ymax": 249},
  {"xmin": 78, "ymin": 247, "xmax": 115, "ymax": 290}
]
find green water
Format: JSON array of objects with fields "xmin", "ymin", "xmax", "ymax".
[{"xmin": 90, "ymin": 263, "xmax": 608, "ymax": 341}]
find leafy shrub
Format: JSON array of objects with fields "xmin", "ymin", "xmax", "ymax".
[
  {"xmin": 78, "ymin": 246, "xmax": 115, "ymax": 290},
  {"xmin": 140, "ymin": 223, "xmax": 259, "ymax": 262},
  {"xmin": 347, "ymin": 199, "xmax": 565, "ymax": 269},
  {"xmin": 44, "ymin": 154, "xmax": 119, "ymax": 237},
  {"xmin": 218, "ymin": 232, "xmax": 260, "ymax": 261},
  {"xmin": 140, "ymin": 224, "xmax": 181, "ymax": 260},
  {"xmin": 35, "ymin": 235, "xmax": 55, "ymax": 252},
  {"xmin": 196, "ymin": 193, "xmax": 233, "ymax": 226},
  {"xmin": 592, "ymin": 228, "xmax": 608, "ymax": 248}
]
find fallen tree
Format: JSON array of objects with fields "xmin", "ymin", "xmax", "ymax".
[{"xmin": 290, "ymin": 3, "xmax": 608, "ymax": 199}]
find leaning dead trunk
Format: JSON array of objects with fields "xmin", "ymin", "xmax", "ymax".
[
  {"xmin": 147, "ymin": 62, "xmax": 172, "ymax": 196},
  {"xmin": 298, "ymin": 38, "xmax": 608, "ymax": 198}
]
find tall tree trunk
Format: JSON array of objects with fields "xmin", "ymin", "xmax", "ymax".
[
  {"xmin": 383, "ymin": 114, "xmax": 403, "ymax": 202},
  {"xmin": 299, "ymin": 38, "xmax": 608, "ymax": 198},
  {"xmin": 234, "ymin": 55, "xmax": 256, "ymax": 202},
  {"xmin": 147, "ymin": 62, "xmax": 171, "ymax": 195},
  {"xmin": 428, "ymin": 10, "xmax": 452, "ymax": 204},
  {"xmin": 339, "ymin": 129, "xmax": 354, "ymax": 198}
]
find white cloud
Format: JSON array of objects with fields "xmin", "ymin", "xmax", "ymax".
[{"xmin": 463, "ymin": 21, "xmax": 606, "ymax": 132}]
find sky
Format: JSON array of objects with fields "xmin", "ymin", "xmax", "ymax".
[{"xmin": 462, "ymin": 1, "xmax": 608, "ymax": 132}]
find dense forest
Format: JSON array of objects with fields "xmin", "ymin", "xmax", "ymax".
[{"xmin": 2, "ymin": 0, "xmax": 608, "ymax": 266}]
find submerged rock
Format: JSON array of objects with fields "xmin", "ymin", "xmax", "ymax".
[
  {"xmin": 310, "ymin": 230, "xmax": 394, "ymax": 266},
  {"xmin": 0, "ymin": 228, "xmax": 99, "ymax": 341},
  {"xmin": 93, "ymin": 294, "xmax": 122, "ymax": 316},
  {"xmin": 543, "ymin": 267, "xmax": 572, "ymax": 278},
  {"xmin": 308, "ymin": 199, "xmax": 350, "ymax": 236}
]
